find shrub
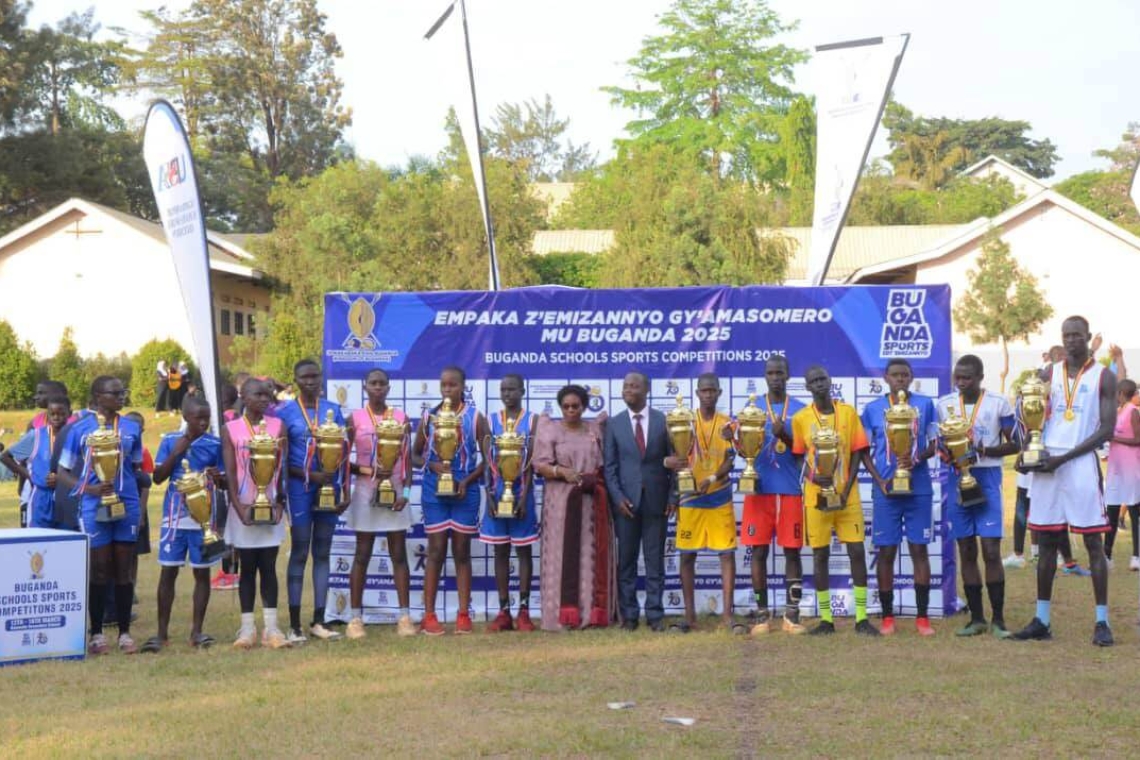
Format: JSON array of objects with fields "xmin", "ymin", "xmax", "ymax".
[
  {"xmin": 49, "ymin": 327, "xmax": 87, "ymax": 407},
  {"xmin": 0, "ymin": 320, "xmax": 39, "ymax": 409},
  {"xmin": 129, "ymin": 338, "xmax": 195, "ymax": 409}
]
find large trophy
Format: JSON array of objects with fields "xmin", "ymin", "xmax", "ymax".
[
  {"xmin": 734, "ymin": 394, "xmax": 766, "ymax": 494},
  {"xmin": 666, "ymin": 395, "xmax": 696, "ymax": 495},
  {"xmin": 431, "ymin": 399, "xmax": 460, "ymax": 496},
  {"xmin": 173, "ymin": 461, "xmax": 226, "ymax": 561},
  {"xmin": 314, "ymin": 410, "xmax": 347, "ymax": 510},
  {"xmin": 247, "ymin": 423, "xmax": 280, "ymax": 525},
  {"xmin": 938, "ymin": 412, "xmax": 986, "ymax": 508},
  {"xmin": 372, "ymin": 413, "xmax": 406, "ymax": 508},
  {"xmin": 489, "ymin": 417, "xmax": 529, "ymax": 519},
  {"xmin": 811, "ymin": 425, "xmax": 843, "ymax": 511},
  {"xmin": 1018, "ymin": 376, "xmax": 1049, "ymax": 469},
  {"xmin": 885, "ymin": 391, "xmax": 918, "ymax": 495},
  {"xmin": 89, "ymin": 414, "xmax": 125, "ymax": 522}
]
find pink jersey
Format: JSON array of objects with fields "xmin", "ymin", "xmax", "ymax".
[
  {"xmin": 1107, "ymin": 404, "xmax": 1140, "ymax": 505},
  {"xmin": 225, "ymin": 415, "xmax": 283, "ymax": 505},
  {"xmin": 350, "ymin": 406, "xmax": 408, "ymax": 496}
]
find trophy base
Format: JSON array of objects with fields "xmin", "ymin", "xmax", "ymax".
[
  {"xmin": 737, "ymin": 473, "xmax": 758, "ymax": 494},
  {"xmin": 436, "ymin": 474, "xmax": 457, "ymax": 497},
  {"xmin": 889, "ymin": 473, "xmax": 912, "ymax": 496},
  {"xmin": 677, "ymin": 471, "xmax": 695, "ymax": 495},
  {"xmin": 314, "ymin": 486, "xmax": 338, "ymax": 511},
  {"xmin": 1019, "ymin": 449, "xmax": 1047, "ymax": 470},
  {"xmin": 372, "ymin": 482, "xmax": 396, "ymax": 509},
  {"xmin": 95, "ymin": 499, "xmax": 125, "ymax": 523},
  {"xmin": 493, "ymin": 498, "xmax": 516, "ymax": 519},
  {"xmin": 249, "ymin": 503, "xmax": 276, "ymax": 526},
  {"xmin": 200, "ymin": 536, "xmax": 228, "ymax": 562},
  {"xmin": 958, "ymin": 481, "xmax": 988, "ymax": 509},
  {"xmin": 815, "ymin": 491, "xmax": 843, "ymax": 512}
]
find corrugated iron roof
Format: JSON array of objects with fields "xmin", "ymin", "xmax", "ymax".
[{"xmin": 532, "ymin": 229, "xmax": 615, "ymax": 255}]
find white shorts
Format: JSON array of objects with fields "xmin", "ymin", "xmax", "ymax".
[
  {"xmin": 344, "ymin": 481, "xmax": 414, "ymax": 534},
  {"xmin": 224, "ymin": 505, "xmax": 286, "ymax": 549},
  {"xmin": 1027, "ymin": 450, "xmax": 1109, "ymax": 533}
]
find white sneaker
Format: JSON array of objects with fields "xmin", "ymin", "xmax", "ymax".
[
  {"xmin": 1106, "ymin": 558, "xmax": 1115, "ymax": 571},
  {"xmin": 286, "ymin": 628, "xmax": 308, "ymax": 646},
  {"xmin": 396, "ymin": 614, "xmax": 417, "ymax": 637},
  {"xmin": 1130, "ymin": 556, "xmax": 1139, "ymax": 571},
  {"xmin": 233, "ymin": 627, "xmax": 257, "ymax": 650},
  {"xmin": 1002, "ymin": 554, "xmax": 1027, "ymax": 569},
  {"xmin": 310, "ymin": 622, "xmax": 343, "ymax": 641},
  {"xmin": 346, "ymin": 618, "xmax": 366, "ymax": 640}
]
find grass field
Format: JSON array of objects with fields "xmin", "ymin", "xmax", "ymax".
[{"xmin": 2, "ymin": 409, "xmax": 1140, "ymax": 757}]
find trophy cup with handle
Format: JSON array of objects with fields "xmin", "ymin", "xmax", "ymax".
[
  {"xmin": 885, "ymin": 391, "xmax": 917, "ymax": 495},
  {"xmin": 666, "ymin": 395, "xmax": 696, "ymax": 495},
  {"xmin": 432, "ymin": 399, "xmax": 460, "ymax": 496},
  {"xmin": 247, "ymin": 423, "xmax": 279, "ymax": 525},
  {"xmin": 938, "ymin": 412, "xmax": 987, "ymax": 508},
  {"xmin": 1018, "ymin": 376, "xmax": 1049, "ymax": 469},
  {"xmin": 811, "ymin": 425, "xmax": 843, "ymax": 511},
  {"xmin": 314, "ymin": 410, "xmax": 347, "ymax": 510},
  {"xmin": 490, "ymin": 417, "xmax": 529, "ymax": 519},
  {"xmin": 173, "ymin": 461, "xmax": 226, "ymax": 561},
  {"xmin": 89, "ymin": 414, "xmax": 125, "ymax": 522},
  {"xmin": 372, "ymin": 413, "xmax": 406, "ymax": 508},
  {"xmin": 734, "ymin": 394, "xmax": 766, "ymax": 494}
]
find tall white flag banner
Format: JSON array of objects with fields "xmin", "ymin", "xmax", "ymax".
[
  {"xmin": 425, "ymin": 0, "xmax": 501, "ymax": 291},
  {"xmin": 1130, "ymin": 157, "xmax": 1140, "ymax": 214},
  {"xmin": 142, "ymin": 100, "xmax": 222, "ymax": 431},
  {"xmin": 808, "ymin": 34, "xmax": 909, "ymax": 286}
]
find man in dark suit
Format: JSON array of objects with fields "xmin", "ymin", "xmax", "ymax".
[{"xmin": 604, "ymin": 372, "xmax": 676, "ymax": 631}]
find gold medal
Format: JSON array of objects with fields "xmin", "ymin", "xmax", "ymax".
[
  {"xmin": 1063, "ymin": 409, "xmax": 1075, "ymax": 422},
  {"xmin": 775, "ymin": 441, "xmax": 787, "ymax": 454}
]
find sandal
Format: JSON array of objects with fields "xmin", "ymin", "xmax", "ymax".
[
  {"xmin": 190, "ymin": 633, "xmax": 216, "ymax": 649},
  {"xmin": 140, "ymin": 636, "xmax": 165, "ymax": 654},
  {"xmin": 668, "ymin": 622, "xmax": 692, "ymax": 634},
  {"xmin": 726, "ymin": 622, "xmax": 748, "ymax": 636}
]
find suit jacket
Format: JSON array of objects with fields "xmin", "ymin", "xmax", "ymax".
[{"xmin": 604, "ymin": 407, "xmax": 673, "ymax": 516}]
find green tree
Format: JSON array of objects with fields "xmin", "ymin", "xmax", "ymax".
[
  {"xmin": 129, "ymin": 338, "xmax": 194, "ymax": 410},
  {"xmin": 1053, "ymin": 122, "xmax": 1140, "ymax": 236},
  {"xmin": 780, "ymin": 95, "xmax": 815, "ymax": 224},
  {"xmin": 485, "ymin": 94, "xmax": 596, "ymax": 182},
  {"xmin": 0, "ymin": 318, "xmax": 38, "ymax": 409},
  {"xmin": 603, "ymin": 0, "xmax": 807, "ymax": 182},
  {"xmin": 49, "ymin": 327, "xmax": 86, "ymax": 406},
  {"xmin": 0, "ymin": 1, "xmax": 29, "ymax": 123},
  {"xmin": 953, "ymin": 233, "xmax": 1053, "ymax": 392},
  {"xmin": 530, "ymin": 252, "xmax": 604, "ymax": 288},
  {"xmin": 847, "ymin": 168, "xmax": 1021, "ymax": 226}
]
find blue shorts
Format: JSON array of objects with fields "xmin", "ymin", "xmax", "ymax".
[
  {"xmin": 871, "ymin": 492, "xmax": 934, "ymax": 546},
  {"xmin": 947, "ymin": 466, "xmax": 1003, "ymax": 541},
  {"xmin": 79, "ymin": 499, "xmax": 141, "ymax": 548},
  {"xmin": 28, "ymin": 486, "xmax": 57, "ymax": 529},
  {"xmin": 422, "ymin": 487, "xmax": 480, "ymax": 535},
  {"xmin": 479, "ymin": 495, "xmax": 539, "ymax": 546},
  {"xmin": 286, "ymin": 481, "xmax": 340, "ymax": 529},
  {"xmin": 159, "ymin": 527, "xmax": 222, "ymax": 568}
]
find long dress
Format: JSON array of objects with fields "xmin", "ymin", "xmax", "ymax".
[{"xmin": 534, "ymin": 416, "xmax": 616, "ymax": 631}]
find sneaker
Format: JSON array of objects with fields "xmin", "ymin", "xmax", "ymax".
[
  {"xmin": 310, "ymin": 623, "xmax": 343, "ymax": 641},
  {"xmin": 808, "ymin": 620, "xmax": 835, "ymax": 636},
  {"xmin": 781, "ymin": 615, "xmax": 806, "ymax": 635},
  {"xmin": 210, "ymin": 571, "xmax": 227, "ymax": 590},
  {"xmin": 515, "ymin": 608, "xmax": 536, "ymax": 632},
  {"xmin": 233, "ymin": 629, "xmax": 256, "ymax": 650},
  {"xmin": 1062, "ymin": 563, "xmax": 1092, "ymax": 577},
  {"xmin": 263, "ymin": 628, "xmax": 292, "ymax": 649},
  {"xmin": 750, "ymin": 610, "xmax": 771, "ymax": 636},
  {"xmin": 1092, "ymin": 621, "xmax": 1115, "ymax": 647},
  {"xmin": 956, "ymin": 620, "xmax": 989, "ymax": 637},
  {"xmin": 854, "ymin": 620, "xmax": 881, "ymax": 637},
  {"xmin": 455, "ymin": 612, "xmax": 473, "ymax": 635},
  {"xmin": 1106, "ymin": 558, "xmax": 1114, "ymax": 571},
  {"xmin": 1131, "ymin": 556, "xmax": 1140, "ymax": 571},
  {"xmin": 88, "ymin": 633, "xmax": 109, "ymax": 655},
  {"xmin": 420, "ymin": 612, "xmax": 445, "ymax": 636},
  {"xmin": 1011, "ymin": 617, "xmax": 1052, "ymax": 641},
  {"xmin": 346, "ymin": 617, "xmax": 366, "ymax": 640},
  {"xmin": 915, "ymin": 617, "xmax": 935, "ymax": 637},
  {"xmin": 486, "ymin": 609, "xmax": 514, "ymax": 633},
  {"xmin": 1029, "ymin": 552, "xmax": 1039, "ymax": 563},
  {"xmin": 1002, "ymin": 553, "xmax": 1027, "ymax": 569},
  {"xmin": 880, "ymin": 616, "xmax": 896, "ymax": 636},
  {"xmin": 396, "ymin": 614, "xmax": 417, "ymax": 637},
  {"xmin": 117, "ymin": 633, "xmax": 138, "ymax": 654},
  {"xmin": 286, "ymin": 628, "xmax": 308, "ymax": 646},
  {"xmin": 991, "ymin": 622, "xmax": 1013, "ymax": 640}
]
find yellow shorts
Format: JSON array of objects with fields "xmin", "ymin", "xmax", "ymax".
[
  {"xmin": 805, "ymin": 501, "xmax": 865, "ymax": 549},
  {"xmin": 676, "ymin": 505, "xmax": 737, "ymax": 553}
]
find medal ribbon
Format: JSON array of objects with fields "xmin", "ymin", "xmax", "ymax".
[
  {"xmin": 1062, "ymin": 358, "xmax": 1094, "ymax": 419},
  {"xmin": 365, "ymin": 404, "xmax": 392, "ymax": 486},
  {"xmin": 297, "ymin": 401, "xmax": 319, "ymax": 488},
  {"xmin": 764, "ymin": 395, "xmax": 789, "ymax": 466},
  {"xmin": 959, "ymin": 390, "xmax": 986, "ymax": 443}
]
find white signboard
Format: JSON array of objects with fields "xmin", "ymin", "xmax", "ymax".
[{"xmin": 0, "ymin": 529, "xmax": 88, "ymax": 665}]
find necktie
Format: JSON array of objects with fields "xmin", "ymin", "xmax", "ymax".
[{"xmin": 634, "ymin": 413, "xmax": 646, "ymax": 457}]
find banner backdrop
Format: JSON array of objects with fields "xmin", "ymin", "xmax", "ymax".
[{"xmin": 321, "ymin": 285, "xmax": 954, "ymax": 623}]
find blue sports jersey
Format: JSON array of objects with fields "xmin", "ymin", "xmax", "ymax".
[
  {"xmin": 488, "ymin": 409, "xmax": 536, "ymax": 508},
  {"xmin": 155, "ymin": 432, "xmax": 224, "ymax": 530},
  {"xmin": 755, "ymin": 395, "xmax": 804, "ymax": 496},
  {"xmin": 278, "ymin": 398, "xmax": 345, "ymax": 478},
  {"xmin": 422, "ymin": 402, "xmax": 481, "ymax": 494},
  {"xmin": 58, "ymin": 413, "xmax": 143, "ymax": 508},
  {"xmin": 861, "ymin": 393, "xmax": 939, "ymax": 496}
]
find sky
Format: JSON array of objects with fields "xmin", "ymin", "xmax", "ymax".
[{"xmin": 26, "ymin": 0, "xmax": 1140, "ymax": 181}]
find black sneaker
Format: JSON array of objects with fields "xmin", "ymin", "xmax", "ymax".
[
  {"xmin": 1011, "ymin": 617, "xmax": 1052, "ymax": 641},
  {"xmin": 808, "ymin": 621, "xmax": 835, "ymax": 636},
  {"xmin": 854, "ymin": 619, "xmax": 881, "ymax": 637},
  {"xmin": 1092, "ymin": 621, "xmax": 1114, "ymax": 647}
]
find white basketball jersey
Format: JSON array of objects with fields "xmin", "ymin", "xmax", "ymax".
[
  {"xmin": 1042, "ymin": 360, "xmax": 1104, "ymax": 452},
  {"xmin": 936, "ymin": 391, "xmax": 1014, "ymax": 468}
]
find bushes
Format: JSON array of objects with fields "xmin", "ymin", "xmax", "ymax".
[
  {"xmin": 0, "ymin": 320, "xmax": 39, "ymax": 409},
  {"xmin": 129, "ymin": 338, "xmax": 195, "ymax": 409}
]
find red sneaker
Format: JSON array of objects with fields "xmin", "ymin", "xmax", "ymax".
[
  {"xmin": 420, "ymin": 613, "xmax": 445, "ymax": 636},
  {"xmin": 915, "ymin": 617, "xmax": 936, "ymax": 636},
  {"xmin": 486, "ymin": 609, "xmax": 513, "ymax": 632},
  {"xmin": 880, "ymin": 616, "xmax": 897, "ymax": 636},
  {"xmin": 210, "ymin": 571, "xmax": 228, "ymax": 590},
  {"xmin": 455, "ymin": 612, "xmax": 473, "ymax": 635},
  {"xmin": 515, "ymin": 608, "xmax": 536, "ymax": 632}
]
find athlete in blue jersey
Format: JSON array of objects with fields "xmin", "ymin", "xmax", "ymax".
[
  {"xmin": 479, "ymin": 374, "xmax": 538, "ymax": 633},
  {"xmin": 860, "ymin": 358, "xmax": 939, "ymax": 636},
  {"xmin": 2, "ymin": 394, "xmax": 70, "ymax": 529},
  {"xmin": 141, "ymin": 396, "xmax": 226, "ymax": 652},
  {"xmin": 413, "ymin": 365, "xmax": 489, "ymax": 636},
  {"xmin": 278, "ymin": 359, "xmax": 347, "ymax": 644},
  {"xmin": 57, "ymin": 376, "xmax": 143, "ymax": 655}
]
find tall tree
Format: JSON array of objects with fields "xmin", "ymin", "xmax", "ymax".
[
  {"xmin": 484, "ymin": 94, "xmax": 595, "ymax": 182},
  {"xmin": 953, "ymin": 233, "xmax": 1053, "ymax": 392},
  {"xmin": 603, "ymin": 0, "xmax": 807, "ymax": 183},
  {"xmin": 1054, "ymin": 122, "xmax": 1140, "ymax": 236},
  {"xmin": 780, "ymin": 94, "xmax": 815, "ymax": 224},
  {"xmin": 0, "ymin": 1, "xmax": 29, "ymax": 123},
  {"xmin": 0, "ymin": 317, "xmax": 38, "ymax": 409}
]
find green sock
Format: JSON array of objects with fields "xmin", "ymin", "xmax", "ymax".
[
  {"xmin": 817, "ymin": 589, "xmax": 833, "ymax": 623},
  {"xmin": 854, "ymin": 586, "xmax": 868, "ymax": 623}
]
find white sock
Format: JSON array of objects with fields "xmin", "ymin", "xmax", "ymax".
[
  {"xmin": 1031, "ymin": 545, "xmax": 1040, "ymax": 558},
  {"xmin": 350, "ymin": 607, "xmax": 362, "ymax": 619},
  {"xmin": 263, "ymin": 608, "xmax": 278, "ymax": 631},
  {"xmin": 240, "ymin": 612, "xmax": 255, "ymax": 634}
]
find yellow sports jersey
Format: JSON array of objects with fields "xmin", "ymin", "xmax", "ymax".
[
  {"xmin": 791, "ymin": 402, "xmax": 868, "ymax": 510},
  {"xmin": 684, "ymin": 411, "xmax": 734, "ymax": 508}
]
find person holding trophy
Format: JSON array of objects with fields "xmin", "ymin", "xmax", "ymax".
[
  {"xmin": 278, "ymin": 359, "xmax": 348, "ymax": 644},
  {"xmin": 412, "ymin": 365, "xmax": 489, "ymax": 635},
  {"xmin": 479, "ymin": 374, "xmax": 539, "ymax": 633},
  {"xmin": 222, "ymin": 378, "xmax": 290, "ymax": 649},
  {"xmin": 57, "ymin": 376, "xmax": 145, "ymax": 655},
  {"xmin": 142, "ymin": 396, "xmax": 227, "ymax": 652},
  {"xmin": 344, "ymin": 368, "xmax": 416, "ymax": 639},
  {"xmin": 859, "ymin": 358, "xmax": 939, "ymax": 636},
  {"xmin": 791, "ymin": 365, "xmax": 878, "ymax": 636},
  {"xmin": 936, "ymin": 355, "xmax": 1018, "ymax": 638},
  {"xmin": 1014, "ymin": 316, "xmax": 1117, "ymax": 646}
]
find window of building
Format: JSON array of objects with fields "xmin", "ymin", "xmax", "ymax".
[
  {"xmin": 247, "ymin": 313, "xmax": 256, "ymax": 338},
  {"xmin": 234, "ymin": 311, "xmax": 245, "ymax": 335},
  {"xmin": 220, "ymin": 309, "xmax": 231, "ymax": 336}
]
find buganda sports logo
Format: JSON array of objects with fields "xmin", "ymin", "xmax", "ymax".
[{"xmin": 880, "ymin": 289, "xmax": 933, "ymax": 359}]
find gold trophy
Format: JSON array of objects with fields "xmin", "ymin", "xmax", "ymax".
[
  {"xmin": 490, "ymin": 417, "xmax": 529, "ymax": 519},
  {"xmin": 1018, "ymin": 376, "xmax": 1049, "ymax": 469},
  {"xmin": 314, "ymin": 410, "xmax": 347, "ymax": 510},
  {"xmin": 89, "ymin": 414, "xmax": 125, "ymax": 522},
  {"xmin": 173, "ymin": 461, "xmax": 226, "ymax": 561},
  {"xmin": 811, "ymin": 425, "xmax": 843, "ymax": 511},
  {"xmin": 885, "ymin": 391, "xmax": 918, "ymax": 495},
  {"xmin": 431, "ymin": 399, "xmax": 460, "ymax": 496},
  {"xmin": 734, "ymin": 394, "xmax": 766, "ymax": 494},
  {"xmin": 372, "ymin": 413, "xmax": 406, "ymax": 508},
  {"xmin": 666, "ymin": 394, "xmax": 696, "ymax": 495},
  {"xmin": 247, "ymin": 423, "xmax": 279, "ymax": 525},
  {"xmin": 938, "ymin": 412, "xmax": 986, "ymax": 508}
]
